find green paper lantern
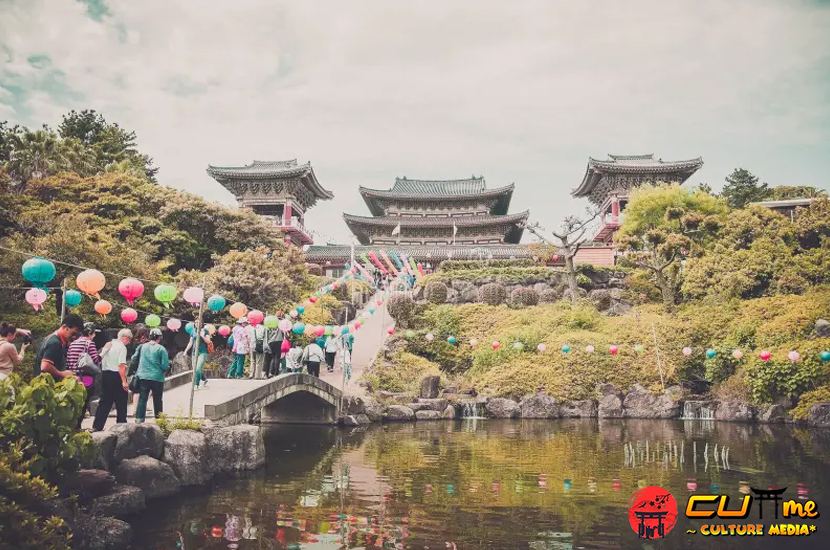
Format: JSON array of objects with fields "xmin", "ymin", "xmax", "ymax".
[
  {"xmin": 154, "ymin": 284, "xmax": 177, "ymax": 307},
  {"xmin": 264, "ymin": 315, "xmax": 278, "ymax": 329},
  {"xmin": 406, "ymin": 330, "xmax": 415, "ymax": 339},
  {"xmin": 635, "ymin": 344, "xmax": 645, "ymax": 353},
  {"xmin": 513, "ymin": 341, "xmax": 524, "ymax": 350},
  {"xmin": 145, "ymin": 314, "xmax": 161, "ymax": 327},
  {"xmin": 324, "ymin": 325, "xmax": 333, "ymax": 336}
]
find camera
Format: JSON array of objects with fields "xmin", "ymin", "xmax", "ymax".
[{"xmin": 20, "ymin": 334, "xmax": 32, "ymax": 345}]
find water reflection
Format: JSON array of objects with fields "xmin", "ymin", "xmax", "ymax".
[{"xmin": 135, "ymin": 420, "xmax": 830, "ymax": 549}]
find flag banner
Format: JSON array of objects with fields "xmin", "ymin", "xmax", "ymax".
[
  {"xmin": 379, "ymin": 250, "xmax": 399, "ymax": 275},
  {"xmin": 453, "ymin": 223, "xmax": 458, "ymax": 235},
  {"xmin": 391, "ymin": 223, "xmax": 401, "ymax": 236}
]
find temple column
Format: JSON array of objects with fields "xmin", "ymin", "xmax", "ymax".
[
  {"xmin": 284, "ymin": 204, "xmax": 292, "ymax": 225},
  {"xmin": 611, "ymin": 198, "xmax": 620, "ymax": 222}
]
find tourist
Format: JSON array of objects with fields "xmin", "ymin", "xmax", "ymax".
[
  {"xmin": 250, "ymin": 318, "xmax": 268, "ymax": 379},
  {"xmin": 324, "ymin": 333, "xmax": 339, "ymax": 373},
  {"xmin": 265, "ymin": 312, "xmax": 285, "ymax": 377},
  {"xmin": 33, "ymin": 313, "xmax": 85, "ymax": 381},
  {"xmin": 134, "ymin": 328, "xmax": 170, "ymax": 424},
  {"xmin": 92, "ymin": 328, "xmax": 133, "ymax": 431},
  {"xmin": 302, "ymin": 338, "xmax": 325, "ymax": 377},
  {"xmin": 229, "ymin": 317, "xmax": 249, "ymax": 379},
  {"xmin": 184, "ymin": 325, "xmax": 211, "ymax": 390},
  {"xmin": 65, "ymin": 322, "xmax": 102, "ymax": 429},
  {"xmin": 127, "ymin": 325, "xmax": 151, "ymax": 409},
  {"xmin": 0, "ymin": 322, "xmax": 29, "ymax": 380},
  {"xmin": 341, "ymin": 331, "xmax": 354, "ymax": 357},
  {"xmin": 286, "ymin": 342, "xmax": 303, "ymax": 373}
]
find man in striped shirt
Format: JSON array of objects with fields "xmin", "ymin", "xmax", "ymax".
[{"xmin": 66, "ymin": 322, "xmax": 102, "ymax": 429}]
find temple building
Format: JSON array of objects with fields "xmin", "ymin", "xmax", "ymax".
[
  {"xmin": 207, "ymin": 159, "xmax": 333, "ymax": 246},
  {"xmin": 344, "ymin": 176, "xmax": 529, "ymax": 246}
]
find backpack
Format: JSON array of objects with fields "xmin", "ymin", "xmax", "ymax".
[{"xmin": 254, "ymin": 326, "xmax": 265, "ymax": 353}]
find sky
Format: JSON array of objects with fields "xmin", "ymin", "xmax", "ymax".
[{"xmin": 1, "ymin": 0, "xmax": 829, "ymax": 245}]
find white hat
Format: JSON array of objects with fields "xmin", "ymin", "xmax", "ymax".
[{"xmin": 238, "ymin": 316, "xmax": 248, "ymax": 324}]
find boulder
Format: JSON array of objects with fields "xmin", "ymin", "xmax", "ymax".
[
  {"xmin": 758, "ymin": 404, "xmax": 786, "ymax": 424},
  {"xmin": 598, "ymin": 394, "xmax": 624, "ymax": 419},
  {"xmin": 362, "ymin": 397, "xmax": 385, "ymax": 422},
  {"xmin": 407, "ymin": 402, "xmax": 432, "ymax": 413},
  {"xmin": 340, "ymin": 414, "xmax": 371, "ymax": 426},
  {"xmin": 485, "ymin": 398, "xmax": 520, "ymax": 419},
  {"xmin": 807, "ymin": 403, "xmax": 830, "ymax": 427},
  {"xmin": 442, "ymin": 386, "xmax": 458, "ymax": 395},
  {"xmin": 715, "ymin": 401, "xmax": 756, "ymax": 422},
  {"xmin": 205, "ymin": 425, "xmax": 266, "ymax": 472},
  {"xmin": 72, "ymin": 515, "xmax": 133, "ymax": 550},
  {"xmin": 342, "ymin": 396, "xmax": 366, "ymax": 416},
  {"xmin": 88, "ymin": 431, "xmax": 117, "ymax": 470},
  {"xmin": 560, "ymin": 400, "xmax": 598, "ymax": 418},
  {"xmin": 596, "ymin": 383, "xmax": 622, "ymax": 398},
  {"xmin": 460, "ymin": 285, "xmax": 479, "ymax": 303},
  {"xmin": 607, "ymin": 302, "xmax": 632, "ymax": 316},
  {"xmin": 88, "ymin": 485, "xmax": 145, "ymax": 518},
  {"xmin": 519, "ymin": 394, "xmax": 560, "ymax": 419},
  {"xmin": 623, "ymin": 385, "xmax": 681, "ymax": 419},
  {"xmin": 533, "ymin": 282, "xmax": 551, "ymax": 294},
  {"xmin": 377, "ymin": 390, "xmax": 412, "ymax": 405},
  {"xmin": 170, "ymin": 351, "xmax": 191, "ymax": 375},
  {"xmin": 682, "ymin": 401, "xmax": 717, "ymax": 420},
  {"xmin": 113, "ymin": 456, "xmax": 182, "ymax": 500},
  {"xmin": 458, "ymin": 388, "xmax": 478, "ymax": 397},
  {"xmin": 562, "ymin": 287, "xmax": 588, "ymax": 301},
  {"xmin": 415, "ymin": 410, "xmax": 443, "ymax": 421},
  {"xmin": 70, "ymin": 470, "xmax": 116, "ymax": 504},
  {"xmin": 383, "ymin": 405, "xmax": 416, "ymax": 421},
  {"xmin": 109, "ymin": 423, "xmax": 165, "ymax": 464},
  {"xmin": 588, "ymin": 289, "xmax": 612, "ymax": 310},
  {"xmin": 815, "ymin": 319, "xmax": 830, "ymax": 338},
  {"xmin": 442, "ymin": 405, "xmax": 457, "ymax": 419},
  {"xmin": 417, "ymin": 398, "xmax": 448, "ymax": 411},
  {"xmin": 420, "ymin": 376, "xmax": 440, "ymax": 399},
  {"xmin": 164, "ymin": 430, "xmax": 212, "ymax": 486},
  {"xmin": 446, "ymin": 288, "xmax": 459, "ymax": 303}
]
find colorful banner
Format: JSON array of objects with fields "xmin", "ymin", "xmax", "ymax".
[
  {"xmin": 379, "ymin": 250, "xmax": 399, "ymax": 275},
  {"xmin": 368, "ymin": 251, "xmax": 388, "ymax": 274},
  {"xmin": 389, "ymin": 250, "xmax": 405, "ymax": 272},
  {"xmin": 417, "ymin": 263, "xmax": 425, "ymax": 276}
]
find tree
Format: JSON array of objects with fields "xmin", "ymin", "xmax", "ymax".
[
  {"xmin": 721, "ymin": 168, "xmax": 769, "ymax": 209},
  {"xmin": 696, "ymin": 182, "xmax": 714, "ymax": 195},
  {"xmin": 524, "ymin": 211, "xmax": 598, "ymax": 304},
  {"xmin": 3, "ymin": 129, "xmax": 67, "ymax": 187},
  {"xmin": 615, "ymin": 184, "xmax": 727, "ymax": 309},
  {"xmin": 767, "ymin": 185, "xmax": 826, "ymax": 201}
]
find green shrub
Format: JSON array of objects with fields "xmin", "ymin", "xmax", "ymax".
[
  {"xmin": 424, "ymin": 281, "xmax": 449, "ymax": 304},
  {"xmin": 155, "ymin": 413, "xmax": 204, "ymax": 438},
  {"xmin": 748, "ymin": 356, "xmax": 825, "ymax": 403},
  {"xmin": 478, "ymin": 283, "xmax": 506, "ymax": 305},
  {"xmin": 510, "ymin": 287, "xmax": 539, "ymax": 307},
  {"xmin": 363, "ymin": 352, "xmax": 442, "ymax": 393},
  {"xmin": 791, "ymin": 384, "xmax": 830, "ymax": 420},
  {"xmin": 420, "ymin": 266, "xmax": 565, "ymax": 286},
  {"xmin": 387, "ymin": 293, "xmax": 417, "ymax": 328},
  {"xmin": 438, "ymin": 259, "xmax": 536, "ymax": 271},
  {"xmin": 539, "ymin": 288, "xmax": 560, "ymax": 303},
  {"xmin": 421, "ymin": 305, "xmax": 461, "ymax": 337}
]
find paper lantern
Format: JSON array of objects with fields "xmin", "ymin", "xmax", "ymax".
[
  {"xmin": 788, "ymin": 351, "xmax": 800, "ymax": 363},
  {"xmin": 309, "ymin": 296, "xmax": 318, "ymax": 303},
  {"xmin": 447, "ymin": 335, "xmax": 456, "ymax": 344},
  {"xmin": 77, "ymin": 269, "xmax": 106, "ymax": 298},
  {"xmin": 218, "ymin": 325, "xmax": 231, "ymax": 337},
  {"xmin": 634, "ymin": 344, "xmax": 644, "ymax": 354},
  {"xmin": 732, "ymin": 349, "xmax": 743, "ymax": 360},
  {"xmin": 25, "ymin": 287, "xmax": 47, "ymax": 311},
  {"xmin": 207, "ymin": 294, "xmax": 226, "ymax": 312},
  {"xmin": 341, "ymin": 326, "xmax": 350, "ymax": 335},
  {"xmin": 289, "ymin": 309, "xmax": 299, "ymax": 319},
  {"xmin": 167, "ymin": 318, "xmax": 182, "ymax": 331},
  {"xmin": 304, "ymin": 324, "xmax": 316, "ymax": 336},
  {"xmin": 705, "ymin": 348, "xmax": 717, "ymax": 359},
  {"xmin": 264, "ymin": 315, "xmax": 278, "ymax": 329},
  {"xmin": 406, "ymin": 330, "xmax": 415, "ymax": 339},
  {"xmin": 185, "ymin": 322, "xmax": 195, "ymax": 336},
  {"xmin": 292, "ymin": 322, "xmax": 305, "ymax": 334},
  {"xmin": 492, "ymin": 340, "xmax": 500, "ymax": 350},
  {"xmin": 315, "ymin": 326, "xmax": 326, "ymax": 337},
  {"xmin": 324, "ymin": 325, "xmax": 333, "ymax": 336},
  {"xmin": 204, "ymin": 324, "xmax": 216, "ymax": 335},
  {"xmin": 759, "ymin": 350, "xmax": 772, "ymax": 362},
  {"xmin": 377, "ymin": 300, "xmax": 383, "ymax": 306},
  {"xmin": 425, "ymin": 333, "xmax": 434, "ymax": 341},
  {"xmin": 369, "ymin": 307, "xmax": 376, "ymax": 314},
  {"xmin": 121, "ymin": 308, "xmax": 138, "ymax": 323},
  {"xmin": 358, "ymin": 316, "xmax": 366, "ymax": 325},
  {"xmin": 609, "ymin": 345, "xmax": 619, "ymax": 355},
  {"xmin": 682, "ymin": 347, "xmax": 693, "ymax": 357},
  {"xmin": 561, "ymin": 344, "xmax": 571, "ymax": 354},
  {"xmin": 354, "ymin": 321, "xmax": 362, "ymax": 330},
  {"xmin": 22, "ymin": 257, "xmax": 56, "ymax": 288},
  {"xmin": 183, "ymin": 286, "xmax": 204, "ymax": 306},
  {"xmin": 297, "ymin": 306, "xmax": 305, "ymax": 314},
  {"xmin": 469, "ymin": 338, "xmax": 478, "ymax": 347},
  {"xmin": 820, "ymin": 351, "xmax": 830, "ymax": 363},
  {"xmin": 388, "ymin": 327, "xmax": 396, "ymax": 335},
  {"xmin": 145, "ymin": 314, "xmax": 161, "ymax": 327},
  {"xmin": 513, "ymin": 341, "xmax": 524, "ymax": 350},
  {"xmin": 118, "ymin": 278, "xmax": 144, "ymax": 306},
  {"xmin": 585, "ymin": 345, "xmax": 595, "ymax": 353},
  {"xmin": 154, "ymin": 284, "xmax": 177, "ymax": 308},
  {"xmin": 94, "ymin": 299, "xmax": 112, "ymax": 316},
  {"xmin": 279, "ymin": 319, "xmax": 292, "ymax": 332},
  {"xmin": 229, "ymin": 302, "xmax": 248, "ymax": 319},
  {"xmin": 248, "ymin": 310, "xmax": 264, "ymax": 326},
  {"xmin": 64, "ymin": 289, "xmax": 82, "ymax": 307},
  {"xmin": 537, "ymin": 343, "xmax": 547, "ymax": 352}
]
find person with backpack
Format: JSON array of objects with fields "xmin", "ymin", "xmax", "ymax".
[
  {"xmin": 184, "ymin": 324, "xmax": 212, "ymax": 390},
  {"xmin": 92, "ymin": 329, "xmax": 133, "ymax": 431},
  {"xmin": 133, "ymin": 328, "xmax": 170, "ymax": 423},
  {"xmin": 250, "ymin": 320, "xmax": 267, "ymax": 380},
  {"xmin": 65, "ymin": 322, "xmax": 102, "ymax": 429},
  {"xmin": 302, "ymin": 338, "xmax": 325, "ymax": 378},
  {"xmin": 265, "ymin": 313, "xmax": 286, "ymax": 378}
]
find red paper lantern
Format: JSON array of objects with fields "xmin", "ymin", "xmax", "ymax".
[
  {"xmin": 609, "ymin": 345, "xmax": 619, "ymax": 355},
  {"xmin": 120, "ymin": 308, "xmax": 137, "ymax": 323}
]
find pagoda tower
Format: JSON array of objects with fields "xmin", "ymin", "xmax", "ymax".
[
  {"xmin": 572, "ymin": 154, "xmax": 703, "ymax": 242},
  {"xmin": 344, "ymin": 176, "xmax": 528, "ymax": 246},
  {"xmin": 207, "ymin": 159, "xmax": 333, "ymax": 246}
]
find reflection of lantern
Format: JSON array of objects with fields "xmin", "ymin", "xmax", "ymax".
[
  {"xmin": 229, "ymin": 302, "xmax": 247, "ymax": 319},
  {"xmin": 118, "ymin": 278, "xmax": 144, "ymax": 306},
  {"xmin": 64, "ymin": 289, "xmax": 82, "ymax": 307},
  {"xmin": 145, "ymin": 314, "xmax": 161, "ymax": 327},
  {"xmin": 167, "ymin": 318, "xmax": 182, "ymax": 331},
  {"xmin": 25, "ymin": 287, "xmax": 47, "ymax": 311},
  {"xmin": 247, "ymin": 310, "xmax": 264, "ymax": 326},
  {"xmin": 154, "ymin": 284, "xmax": 177, "ymax": 307},
  {"xmin": 218, "ymin": 325, "xmax": 231, "ymax": 337},
  {"xmin": 207, "ymin": 294, "xmax": 226, "ymax": 312},
  {"xmin": 183, "ymin": 287, "xmax": 204, "ymax": 307},
  {"xmin": 121, "ymin": 308, "xmax": 138, "ymax": 323},
  {"xmin": 22, "ymin": 257, "xmax": 56, "ymax": 288},
  {"xmin": 77, "ymin": 269, "xmax": 106, "ymax": 298},
  {"xmin": 94, "ymin": 299, "xmax": 112, "ymax": 316}
]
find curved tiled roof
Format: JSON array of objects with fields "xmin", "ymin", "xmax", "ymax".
[
  {"xmin": 305, "ymin": 244, "xmax": 534, "ymax": 263},
  {"xmin": 572, "ymin": 154, "xmax": 703, "ymax": 198},
  {"xmin": 359, "ymin": 183, "xmax": 515, "ymax": 216},
  {"xmin": 390, "ymin": 176, "xmax": 485, "ymax": 194},
  {"xmin": 343, "ymin": 211, "xmax": 529, "ymax": 228},
  {"xmin": 206, "ymin": 159, "xmax": 334, "ymax": 200}
]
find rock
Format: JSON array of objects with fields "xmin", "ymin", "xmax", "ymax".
[
  {"xmin": 362, "ymin": 397, "xmax": 385, "ymax": 422},
  {"xmin": 807, "ymin": 403, "xmax": 830, "ymax": 427},
  {"xmin": 87, "ymin": 431, "xmax": 117, "ymax": 470},
  {"xmin": 596, "ymin": 383, "xmax": 622, "ymax": 398},
  {"xmin": 607, "ymin": 302, "xmax": 632, "ymax": 316},
  {"xmin": 340, "ymin": 414, "xmax": 371, "ymax": 426},
  {"xmin": 588, "ymin": 289, "xmax": 612, "ymax": 310},
  {"xmin": 598, "ymin": 394, "xmax": 624, "ymax": 418},
  {"xmin": 623, "ymin": 385, "xmax": 681, "ymax": 419},
  {"xmin": 415, "ymin": 410, "xmax": 443, "ymax": 421},
  {"xmin": 72, "ymin": 515, "xmax": 133, "ymax": 550},
  {"xmin": 758, "ymin": 404, "xmax": 786, "ymax": 424},
  {"xmin": 377, "ymin": 390, "xmax": 412, "ymax": 404},
  {"xmin": 485, "ymin": 398, "xmax": 520, "ymax": 419},
  {"xmin": 664, "ymin": 385, "xmax": 684, "ymax": 400},
  {"xmin": 88, "ymin": 485, "xmax": 145, "ymax": 518},
  {"xmin": 560, "ymin": 400, "xmax": 598, "ymax": 418},
  {"xmin": 170, "ymin": 351, "xmax": 190, "ymax": 375},
  {"xmin": 533, "ymin": 282, "xmax": 551, "ymax": 293},
  {"xmin": 458, "ymin": 388, "xmax": 478, "ymax": 397},
  {"xmin": 164, "ymin": 430, "xmax": 212, "ymax": 486},
  {"xmin": 109, "ymin": 423, "xmax": 165, "ymax": 464},
  {"xmin": 417, "ymin": 398, "xmax": 448, "ymax": 411},
  {"xmin": 682, "ymin": 401, "xmax": 717, "ymax": 420},
  {"xmin": 113, "ymin": 456, "xmax": 181, "ymax": 500},
  {"xmin": 408, "ymin": 402, "xmax": 432, "ymax": 412},
  {"xmin": 562, "ymin": 287, "xmax": 588, "ymax": 301},
  {"xmin": 815, "ymin": 319, "xmax": 830, "ymax": 338},
  {"xmin": 715, "ymin": 401, "xmax": 756, "ymax": 422},
  {"xmin": 442, "ymin": 386, "xmax": 458, "ymax": 395},
  {"xmin": 519, "ymin": 394, "xmax": 560, "ymax": 419},
  {"xmin": 420, "ymin": 376, "xmax": 440, "ymax": 399},
  {"xmin": 205, "ymin": 425, "xmax": 266, "ymax": 472},
  {"xmin": 384, "ymin": 405, "xmax": 416, "ymax": 421},
  {"xmin": 446, "ymin": 288, "xmax": 459, "ymax": 303},
  {"xmin": 70, "ymin": 470, "xmax": 116, "ymax": 504},
  {"xmin": 342, "ymin": 396, "xmax": 366, "ymax": 415},
  {"xmin": 460, "ymin": 285, "xmax": 479, "ymax": 303},
  {"xmin": 442, "ymin": 405, "xmax": 457, "ymax": 419}
]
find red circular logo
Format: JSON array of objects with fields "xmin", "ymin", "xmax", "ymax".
[{"xmin": 628, "ymin": 486, "xmax": 678, "ymax": 539}]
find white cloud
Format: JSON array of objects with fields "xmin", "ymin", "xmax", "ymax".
[{"xmin": 1, "ymin": 0, "xmax": 829, "ymax": 244}]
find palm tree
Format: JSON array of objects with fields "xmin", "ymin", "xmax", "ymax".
[
  {"xmin": 60, "ymin": 137, "xmax": 99, "ymax": 176},
  {"xmin": 3, "ymin": 129, "xmax": 67, "ymax": 187}
]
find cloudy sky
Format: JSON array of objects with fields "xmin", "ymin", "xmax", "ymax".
[{"xmin": 2, "ymin": 0, "xmax": 829, "ymax": 244}]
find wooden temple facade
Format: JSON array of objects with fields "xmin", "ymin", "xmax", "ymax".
[{"xmin": 207, "ymin": 159, "xmax": 334, "ymax": 246}]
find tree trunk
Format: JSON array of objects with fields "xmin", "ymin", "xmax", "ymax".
[
  {"xmin": 654, "ymin": 268, "xmax": 675, "ymax": 311},
  {"xmin": 563, "ymin": 238, "xmax": 580, "ymax": 305}
]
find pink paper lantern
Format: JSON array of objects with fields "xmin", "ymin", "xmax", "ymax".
[
  {"xmin": 118, "ymin": 278, "xmax": 144, "ymax": 306},
  {"xmin": 377, "ymin": 300, "xmax": 383, "ymax": 306},
  {"xmin": 609, "ymin": 345, "xmax": 619, "ymax": 356},
  {"xmin": 355, "ymin": 321, "xmax": 362, "ymax": 329},
  {"xmin": 314, "ymin": 326, "xmax": 326, "ymax": 337},
  {"xmin": 183, "ymin": 286, "xmax": 204, "ymax": 306},
  {"xmin": 732, "ymin": 349, "xmax": 744, "ymax": 360},
  {"xmin": 469, "ymin": 338, "xmax": 478, "ymax": 347},
  {"xmin": 167, "ymin": 318, "xmax": 182, "ymax": 332},
  {"xmin": 247, "ymin": 310, "xmax": 264, "ymax": 326},
  {"xmin": 585, "ymin": 345, "xmax": 595, "ymax": 353},
  {"xmin": 218, "ymin": 325, "xmax": 231, "ymax": 337},
  {"xmin": 788, "ymin": 350, "xmax": 800, "ymax": 363},
  {"xmin": 309, "ymin": 296, "xmax": 318, "ymax": 303},
  {"xmin": 759, "ymin": 350, "xmax": 772, "ymax": 362},
  {"xmin": 120, "ymin": 308, "xmax": 138, "ymax": 323},
  {"xmin": 25, "ymin": 287, "xmax": 47, "ymax": 311},
  {"xmin": 492, "ymin": 340, "xmax": 500, "ymax": 350},
  {"xmin": 387, "ymin": 327, "xmax": 395, "ymax": 335},
  {"xmin": 279, "ymin": 319, "xmax": 292, "ymax": 332},
  {"xmin": 682, "ymin": 347, "xmax": 693, "ymax": 357},
  {"xmin": 425, "ymin": 333, "xmax": 434, "ymax": 341},
  {"xmin": 289, "ymin": 310, "xmax": 299, "ymax": 319},
  {"xmin": 537, "ymin": 343, "xmax": 547, "ymax": 352}
]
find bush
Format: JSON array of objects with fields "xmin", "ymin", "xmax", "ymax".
[
  {"xmin": 539, "ymin": 288, "xmax": 560, "ymax": 303},
  {"xmin": 363, "ymin": 352, "xmax": 442, "ymax": 394},
  {"xmin": 387, "ymin": 293, "xmax": 417, "ymax": 328},
  {"xmin": 478, "ymin": 283, "xmax": 507, "ymax": 305},
  {"xmin": 424, "ymin": 281, "xmax": 449, "ymax": 304},
  {"xmin": 155, "ymin": 413, "xmax": 204, "ymax": 438},
  {"xmin": 438, "ymin": 259, "xmax": 536, "ymax": 271},
  {"xmin": 510, "ymin": 287, "xmax": 539, "ymax": 307},
  {"xmin": 791, "ymin": 384, "xmax": 830, "ymax": 420},
  {"xmin": 748, "ymin": 356, "xmax": 825, "ymax": 403}
]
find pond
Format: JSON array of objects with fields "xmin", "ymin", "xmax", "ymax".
[{"xmin": 135, "ymin": 419, "xmax": 830, "ymax": 549}]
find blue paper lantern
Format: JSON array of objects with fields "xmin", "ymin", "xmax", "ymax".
[
  {"xmin": 447, "ymin": 336, "xmax": 457, "ymax": 345},
  {"xmin": 820, "ymin": 351, "xmax": 830, "ymax": 363},
  {"xmin": 706, "ymin": 348, "xmax": 717, "ymax": 359},
  {"xmin": 207, "ymin": 294, "xmax": 226, "ymax": 312},
  {"xmin": 292, "ymin": 322, "xmax": 305, "ymax": 334},
  {"xmin": 22, "ymin": 257, "xmax": 56, "ymax": 289},
  {"xmin": 185, "ymin": 322, "xmax": 195, "ymax": 335},
  {"xmin": 561, "ymin": 344, "xmax": 571, "ymax": 354},
  {"xmin": 64, "ymin": 289, "xmax": 82, "ymax": 307},
  {"xmin": 297, "ymin": 306, "xmax": 305, "ymax": 314},
  {"xmin": 341, "ymin": 326, "xmax": 350, "ymax": 335}
]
